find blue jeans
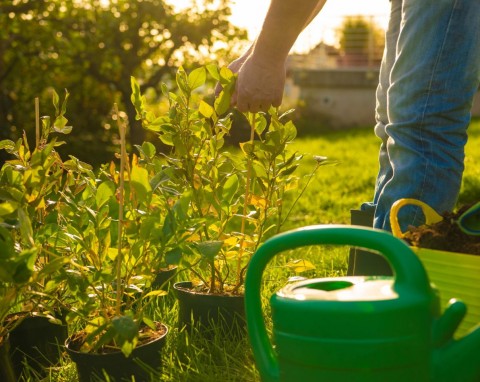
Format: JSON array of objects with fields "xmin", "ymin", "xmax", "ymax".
[{"xmin": 363, "ymin": 0, "xmax": 480, "ymax": 232}]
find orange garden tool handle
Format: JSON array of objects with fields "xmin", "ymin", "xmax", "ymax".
[{"xmin": 390, "ymin": 199, "xmax": 443, "ymax": 239}]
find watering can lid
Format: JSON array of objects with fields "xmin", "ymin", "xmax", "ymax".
[{"xmin": 277, "ymin": 276, "xmax": 398, "ymax": 302}]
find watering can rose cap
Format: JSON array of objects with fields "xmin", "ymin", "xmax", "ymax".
[{"xmin": 458, "ymin": 201, "xmax": 480, "ymax": 235}]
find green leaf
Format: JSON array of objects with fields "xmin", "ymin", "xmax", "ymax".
[
  {"xmin": 160, "ymin": 83, "xmax": 169, "ymax": 98},
  {"xmin": 162, "ymin": 209, "xmax": 175, "ymax": 239},
  {"xmin": 252, "ymin": 161, "xmax": 268, "ymax": 179},
  {"xmin": 214, "ymin": 70, "xmax": 236, "ymax": 115},
  {"xmin": 171, "ymin": 134, "xmax": 187, "ymax": 156},
  {"xmin": 239, "ymin": 141, "xmax": 254, "ymax": 156},
  {"xmin": 121, "ymin": 340, "xmax": 136, "ymax": 358},
  {"xmin": 140, "ymin": 141, "xmax": 156, "ymax": 159},
  {"xmin": 130, "ymin": 165, "xmax": 152, "ymax": 203},
  {"xmin": 53, "ymin": 116, "xmax": 72, "ymax": 134},
  {"xmin": 199, "ymin": 100, "xmax": 214, "ymax": 119},
  {"xmin": 60, "ymin": 89, "xmax": 70, "ymax": 115},
  {"xmin": 283, "ymin": 120, "xmax": 297, "ymax": 141},
  {"xmin": 196, "ymin": 240, "xmax": 223, "ymax": 261},
  {"xmin": 38, "ymin": 256, "xmax": 69, "ymax": 278},
  {"xmin": 13, "ymin": 263, "xmax": 32, "ymax": 284},
  {"xmin": 206, "ymin": 64, "xmax": 220, "ymax": 81},
  {"xmin": 279, "ymin": 108, "xmax": 295, "ymax": 120},
  {"xmin": 218, "ymin": 67, "xmax": 234, "ymax": 85},
  {"xmin": 214, "ymin": 88, "xmax": 233, "ymax": 116},
  {"xmin": 253, "ymin": 114, "xmax": 268, "ymax": 135},
  {"xmin": 176, "ymin": 67, "xmax": 190, "ymax": 96},
  {"xmin": 13, "ymin": 247, "xmax": 38, "ymax": 283},
  {"xmin": 143, "ymin": 290, "xmax": 168, "ymax": 298},
  {"xmin": 222, "ymin": 174, "xmax": 239, "ymax": 204},
  {"xmin": 285, "ymin": 259, "xmax": 316, "ymax": 273},
  {"xmin": 158, "ymin": 130, "xmax": 175, "ymax": 146},
  {"xmin": 165, "ymin": 248, "xmax": 182, "ymax": 265},
  {"xmin": 112, "ymin": 315, "xmax": 139, "ymax": 344},
  {"xmin": 130, "ymin": 76, "xmax": 143, "ymax": 113},
  {"xmin": 187, "ymin": 67, "xmax": 207, "ymax": 90},
  {"xmin": 96, "ymin": 181, "xmax": 115, "ymax": 208},
  {"xmin": 52, "ymin": 89, "xmax": 60, "ymax": 110},
  {"xmin": 17, "ymin": 207, "xmax": 34, "ymax": 246},
  {"xmin": 265, "ymin": 130, "xmax": 282, "ymax": 148},
  {"xmin": 0, "ymin": 201, "xmax": 18, "ymax": 216},
  {"xmin": 279, "ymin": 164, "xmax": 299, "ymax": 176},
  {"xmin": 0, "ymin": 140, "xmax": 15, "ymax": 151},
  {"xmin": 278, "ymin": 152, "xmax": 298, "ymax": 170},
  {"xmin": 41, "ymin": 116, "xmax": 51, "ymax": 136},
  {"xmin": 141, "ymin": 317, "xmax": 155, "ymax": 331}
]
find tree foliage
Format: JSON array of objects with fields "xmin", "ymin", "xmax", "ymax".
[{"xmin": 0, "ymin": 0, "xmax": 247, "ymax": 164}]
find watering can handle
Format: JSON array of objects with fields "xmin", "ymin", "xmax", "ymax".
[
  {"xmin": 390, "ymin": 198, "xmax": 443, "ymax": 239},
  {"xmin": 245, "ymin": 224, "xmax": 431, "ymax": 382}
]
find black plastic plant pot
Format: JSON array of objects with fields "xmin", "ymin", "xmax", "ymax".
[
  {"xmin": 0, "ymin": 335, "xmax": 16, "ymax": 382},
  {"xmin": 65, "ymin": 323, "xmax": 168, "ymax": 382},
  {"xmin": 173, "ymin": 281, "xmax": 246, "ymax": 338},
  {"xmin": 347, "ymin": 209, "xmax": 392, "ymax": 276},
  {"xmin": 151, "ymin": 266, "xmax": 178, "ymax": 290},
  {"xmin": 8, "ymin": 313, "xmax": 68, "ymax": 378}
]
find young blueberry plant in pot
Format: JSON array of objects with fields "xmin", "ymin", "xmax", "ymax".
[
  {"xmin": 57, "ymin": 106, "xmax": 169, "ymax": 382},
  {"xmin": 0, "ymin": 91, "xmax": 78, "ymax": 380},
  {"xmin": 131, "ymin": 139, "xmax": 196, "ymax": 292},
  {"xmin": 132, "ymin": 65, "xmax": 326, "ymax": 336},
  {"xmin": 0, "ymin": 225, "xmax": 38, "ymax": 382}
]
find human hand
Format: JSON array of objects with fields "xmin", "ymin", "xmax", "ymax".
[
  {"xmin": 232, "ymin": 55, "xmax": 286, "ymax": 113},
  {"xmin": 215, "ymin": 49, "xmax": 251, "ymax": 97}
]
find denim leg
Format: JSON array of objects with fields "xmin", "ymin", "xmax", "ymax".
[
  {"xmin": 360, "ymin": 0, "xmax": 402, "ymax": 217},
  {"xmin": 372, "ymin": 0, "xmax": 480, "ymax": 231}
]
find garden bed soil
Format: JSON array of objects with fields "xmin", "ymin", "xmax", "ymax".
[{"xmin": 402, "ymin": 205, "xmax": 480, "ymax": 256}]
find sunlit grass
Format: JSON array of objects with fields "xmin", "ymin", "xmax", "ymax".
[{"xmin": 286, "ymin": 126, "xmax": 379, "ymax": 228}]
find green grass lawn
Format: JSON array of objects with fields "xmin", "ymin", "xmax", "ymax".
[{"xmin": 30, "ymin": 118, "xmax": 480, "ymax": 381}]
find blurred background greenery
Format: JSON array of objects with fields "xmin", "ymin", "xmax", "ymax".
[
  {"xmin": 1, "ymin": 1, "xmax": 392, "ymax": 167},
  {"xmin": 0, "ymin": 0, "xmax": 250, "ymax": 164}
]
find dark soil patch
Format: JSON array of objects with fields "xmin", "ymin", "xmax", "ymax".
[
  {"xmin": 178, "ymin": 283, "xmax": 244, "ymax": 297},
  {"xmin": 68, "ymin": 321, "xmax": 167, "ymax": 355},
  {"xmin": 403, "ymin": 204, "xmax": 480, "ymax": 256}
]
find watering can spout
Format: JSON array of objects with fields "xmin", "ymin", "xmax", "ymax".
[{"xmin": 432, "ymin": 300, "xmax": 480, "ymax": 382}]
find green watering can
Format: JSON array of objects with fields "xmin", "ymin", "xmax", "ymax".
[{"xmin": 245, "ymin": 225, "xmax": 480, "ymax": 382}]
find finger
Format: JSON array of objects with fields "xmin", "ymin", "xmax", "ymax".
[
  {"xmin": 236, "ymin": 97, "xmax": 261, "ymax": 113},
  {"xmin": 258, "ymin": 103, "xmax": 271, "ymax": 113},
  {"xmin": 236, "ymin": 99, "xmax": 248, "ymax": 113},
  {"xmin": 214, "ymin": 82, "xmax": 223, "ymax": 97},
  {"xmin": 249, "ymin": 102, "xmax": 266, "ymax": 114},
  {"xmin": 272, "ymin": 96, "xmax": 283, "ymax": 108},
  {"xmin": 231, "ymin": 88, "xmax": 238, "ymax": 106}
]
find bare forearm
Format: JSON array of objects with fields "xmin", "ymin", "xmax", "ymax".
[
  {"xmin": 226, "ymin": 0, "xmax": 328, "ymax": 112},
  {"xmin": 253, "ymin": 0, "xmax": 327, "ymax": 63}
]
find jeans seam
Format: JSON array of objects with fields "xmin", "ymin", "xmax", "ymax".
[{"xmin": 414, "ymin": 0, "xmax": 457, "ymax": 224}]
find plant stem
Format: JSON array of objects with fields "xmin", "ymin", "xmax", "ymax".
[
  {"xmin": 115, "ymin": 104, "xmax": 127, "ymax": 316},
  {"xmin": 236, "ymin": 113, "xmax": 255, "ymax": 286},
  {"xmin": 209, "ymin": 258, "xmax": 216, "ymax": 293},
  {"xmin": 280, "ymin": 161, "xmax": 322, "ymax": 229},
  {"xmin": 35, "ymin": 97, "xmax": 40, "ymax": 149}
]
